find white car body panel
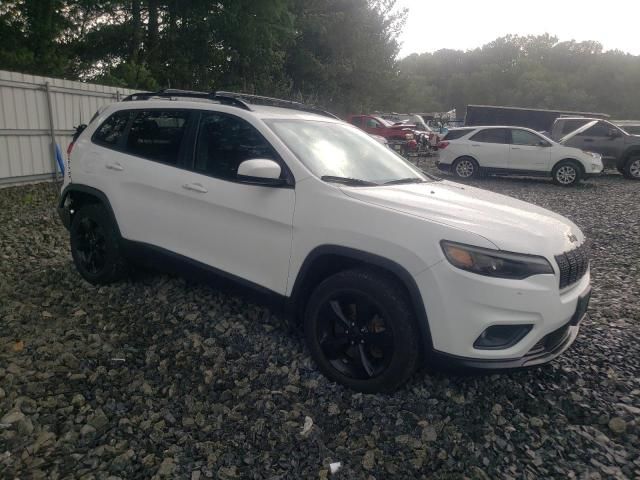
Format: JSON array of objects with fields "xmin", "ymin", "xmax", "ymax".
[{"xmin": 64, "ymin": 100, "xmax": 592, "ymax": 364}]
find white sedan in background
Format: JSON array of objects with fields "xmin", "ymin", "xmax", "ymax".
[{"xmin": 436, "ymin": 126, "xmax": 603, "ymax": 186}]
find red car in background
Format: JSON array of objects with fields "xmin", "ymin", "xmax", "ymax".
[{"xmin": 347, "ymin": 114, "xmax": 418, "ymax": 154}]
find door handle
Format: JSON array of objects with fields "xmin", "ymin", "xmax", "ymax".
[
  {"xmin": 511, "ymin": 147, "xmax": 521, "ymax": 150},
  {"xmin": 106, "ymin": 162, "xmax": 123, "ymax": 171},
  {"xmin": 182, "ymin": 182, "xmax": 208, "ymax": 193},
  {"xmin": 471, "ymin": 144, "xmax": 481, "ymax": 147},
  {"xmin": 583, "ymin": 138, "xmax": 594, "ymax": 142}
]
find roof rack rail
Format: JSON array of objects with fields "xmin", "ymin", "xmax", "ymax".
[
  {"xmin": 213, "ymin": 91, "xmax": 338, "ymax": 119},
  {"xmin": 121, "ymin": 89, "xmax": 251, "ymax": 111},
  {"xmin": 121, "ymin": 89, "xmax": 337, "ymax": 118}
]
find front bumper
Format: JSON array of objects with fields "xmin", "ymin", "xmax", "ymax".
[
  {"xmin": 431, "ymin": 290, "xmax": 588, "ymax": 370},
  {"xmin": 416, "ymin": 258, "xmax": 591, "ymax": 368}
]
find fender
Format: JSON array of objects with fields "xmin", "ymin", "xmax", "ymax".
[
  {"xmin": 57, "ymin": 184, "xmax": 121, "ymax": 236},
  {"xmin": 288, "ymin": 245, "xmax": 434, "ymax": 354}
]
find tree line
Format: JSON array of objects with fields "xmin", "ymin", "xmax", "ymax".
[{"xmin": 1, "ymin": 1, "xmax": 639, "ymax": 119}]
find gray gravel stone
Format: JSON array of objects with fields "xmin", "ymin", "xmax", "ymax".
[{"xmin": 1, "ymin": 174, "xmax": 639, "ymax": 479}]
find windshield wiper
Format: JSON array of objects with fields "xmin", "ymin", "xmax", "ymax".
[
  {"xmin": 383, "ymin": 177, "xmax": 427, "ymax": 185},
  {"xmin": 321, "ymin": 176, "xmax": 378, "ymax": 186}
]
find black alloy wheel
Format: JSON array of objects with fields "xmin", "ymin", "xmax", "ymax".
[
  {"xmin": 70, "ymin": 204, "xmax": 128, "ymax": 284},
  {"xmin": 74, "ymin": 216, "xmax": 107, "ymax": 275},
  {"xmin": 304, "ymin": 268, "xmax": 421, "ymax": 393},
  {"xmin": 316, "ymin": 292, "xmax": 394, "ymax": 380}
]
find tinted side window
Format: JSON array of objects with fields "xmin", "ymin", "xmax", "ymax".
[
  {"xmin": 580, "ymin": 121, "xmax": 610, "ymax": 137},
  {"xmin": 366, "ymin": 118, "xmax": 381, "ymax": 128},
  {"xmin": 194, "ymin": 112, "xmax": 278, "ymax": 180},
  {"xmin": 511, "ymin": 129, "xmax": 542, "ymax": 146},
  {"xmin": 350, "ymin": 117, "xmax": 362, "ymax": 127},
  {"xmin": 125, "ymin": 110, "xmax": 189, "ymax": 165},
  {"xmin": 470, "ymin": 129, "xmax": 508, "ymax": 144},
  {"xmin": 93, "ymin": 111, "xmax": 130, "ymax": 146},
  {"xmin": 443, "ymin": 128, "xmax": 474, "ymax": 140}
]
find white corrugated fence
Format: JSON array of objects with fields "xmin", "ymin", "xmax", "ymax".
[{"xmin": 0, "ymin": 70, "xmax": 137, "ymax": 185}]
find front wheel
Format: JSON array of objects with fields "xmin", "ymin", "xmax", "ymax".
[
  {"xmin": 552, "ymin": 161, "xmax": 582, "ymax": 186},
  {"xmin": 622, "ymin": 157, "xmax": 640, "ymax": 180},
  {"xmin": 304, "ymin": 268, "xmax": 421, "ymax": 393},
  {"xmin": 452, "ymin": 156, "xmax": 479, "ymax": 179}
]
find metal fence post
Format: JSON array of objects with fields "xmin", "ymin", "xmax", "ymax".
[{"xmin": 44, "ymin": 82, "xmax": 59, "ymax": 184}]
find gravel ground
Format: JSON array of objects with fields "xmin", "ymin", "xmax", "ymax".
[{"xmin": 1, "ymin": 169, "xmax": 639, "ymax": 480}]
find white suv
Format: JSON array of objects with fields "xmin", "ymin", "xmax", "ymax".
[
  {"xmin": 437, "ymin": 126, "xmax": 603, "ymax": 186},
  {"xmin": 58, "ymin": 91, "xmax": 592, "ymax": 392}
]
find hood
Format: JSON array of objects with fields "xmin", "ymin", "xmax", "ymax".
[
  {"xmin": 559, "ymin": 120, "xmax": 598, "ymax": 143},
  {"xmin": 341, "ymin": 181, "xmax": 584, "ymax": 256}
]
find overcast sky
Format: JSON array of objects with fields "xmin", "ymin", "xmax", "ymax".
[{"xmin": 396, "ymin": 0, "xmax": 640, "ymax": 57}]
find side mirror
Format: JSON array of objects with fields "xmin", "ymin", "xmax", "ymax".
[
  {"xmin": 538, "ymin": 140, "xmax": 550, "ymax": 147},
  {"xmin": 237, "ymin": 159, "xmax": 284, "ymax": 185},
  {"xmin": 609, "ymin": 128, "xmax": 621, "ymax": 138}
]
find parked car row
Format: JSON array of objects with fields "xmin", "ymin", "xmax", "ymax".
[
  {"xmin": 436, "ymin": 116, "xmax": 640, "ymax": 185},
  {"xmin": 347, "ymin": 113, "xmax": 438, "ymax": 156}
]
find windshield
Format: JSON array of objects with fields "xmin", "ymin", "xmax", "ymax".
[{"xmin": 267, "ymin": 120, "xmax": 428, "ymax": 185}]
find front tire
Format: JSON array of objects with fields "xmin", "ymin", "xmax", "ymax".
[
  {"xmin": 304, "ymin": 268, "xmax": 421, "ymax": 393},
  {"xmin": 552, "ymin": 160, "xmax": 582, "ymax": 186},
  {"xmin": 622, "ymin": 156, "xmax": 640, "ymax": 180},
  {"xmin": 452, "ymin": 156, "xmax": 479, "ymax": 179},
  {"xmin": 70, "ymin": 204, "xmax": 128, "ymax": 284}
]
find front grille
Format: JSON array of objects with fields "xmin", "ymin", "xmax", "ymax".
[{"xmin": 555, "ymin": 243, "xmax": 589, "ymax": 289}]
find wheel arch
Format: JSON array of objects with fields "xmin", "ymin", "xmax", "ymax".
[
  {"xmin": 622, "ymin": 147, "xmax": 640, "ymax": 164},
  {"xmin": 59, "ymin": 184, "xmax": 121, "ymax": 237},
  {"xmin": 288, "ymin": 245, "xmax": 434, "ymax": 356},
  {"xmin": 453, "ymin": 154, "xmax": 479, "ymax": 165},
  {"xmin": 552, "ymin": 158, "xmax": 585, "ymax": 175}
]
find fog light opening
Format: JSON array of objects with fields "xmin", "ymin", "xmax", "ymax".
[{"xmin": 473, "ymin": 324, "xmax": 533, "ymax": 350}]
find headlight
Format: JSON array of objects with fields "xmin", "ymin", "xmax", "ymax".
[
  {"xmin": 440, "ymin": 241, "xmax": 554, "ymax": 279},
  {"xmin": 581, "ymin": 150, "xmax": 600, "ymax": 159},
  {"xmin": 404, "ymin": 133, "xmax": 414, "ymax": 140}
]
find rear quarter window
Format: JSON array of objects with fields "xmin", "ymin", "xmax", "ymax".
[
  {"xmin": 443, "ymin": 129, "xmax": 474, "ymax": 140},
  {"xmin": 92, "ymin": 111, "xmax": 131, "ymax": 146}
]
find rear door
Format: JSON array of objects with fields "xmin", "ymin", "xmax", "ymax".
[
  {"xmin": 90, "ymin": 108, "xmax": 195, "ymax": 250},
  {"xmin": 467, "ymin": 128, "xmax": 510, "ymax": 169},
  {"xmin": 508, "ymin": 129, "xmax": 551, "ymax": 172}
]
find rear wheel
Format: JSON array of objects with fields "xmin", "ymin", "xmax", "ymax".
[
  {"xmin": 70, "ymin": 204, "xmax": 128, "ymax": 284},
  {"xmin": 452, "ymin": 156, "xmax": 479, "ymax": 179},
  {"xmin": 304, "ymin": 268, "xmax": 420, "ymax": 393},
  {"xmin": 552, "ymin": 160, "xmax": 582, "ymax": 186},
  {"xmin": 622, "ymin": 156, "xmax": 640, "ymax": 180}
]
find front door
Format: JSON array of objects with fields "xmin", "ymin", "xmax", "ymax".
[
  {"xmin": 171, "ymin": 111, "xmax": 295, "ymax": 295},
  {"xmin": 508, "ymin": 129, "xmax": 550, "ymax": 172}
]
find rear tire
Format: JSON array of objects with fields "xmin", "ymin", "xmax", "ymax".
[
  {"xmin": 70, "ymin": 204, "xmax": 128, "ymax": 284},
  {"xmin": 552, "ymin": 160, "xmax": 582, "ymax": 186},
  {"xmin": 452, "ymin": 156, "xmax": 479, "ymax": 179},
  {"xmin": 304, "ymin": 268, "xmax": 421, "ymax": 393},
  {"xmin": 622, "ymin": 156, "xmax": 640, "ymax": 180}
]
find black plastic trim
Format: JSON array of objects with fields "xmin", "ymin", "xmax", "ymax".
[
  {"xmin": 432, "ymin": 322, "xmax": 580, "ymax": 370},
  {"xmin": 121, "ymin": 239, "xmax": 286, "ymax": 303},
  {"xmin": 58, "ymin": 184, "xmax": 121, "ymax": 235},
  {"xmin": 289, "ymin": 245, "xmax": 434, "ymax": 355}
]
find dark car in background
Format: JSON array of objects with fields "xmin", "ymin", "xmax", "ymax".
[{"xmin": 551, "ymin": 117, "xmax": 640, "ymax": 179}]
